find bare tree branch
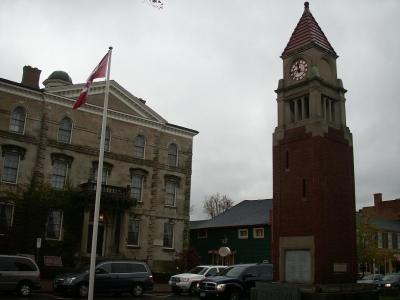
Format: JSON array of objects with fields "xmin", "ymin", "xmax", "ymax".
[{"xmin": 203, "ymin": 193, "xmax": 234, "ymax": 218}]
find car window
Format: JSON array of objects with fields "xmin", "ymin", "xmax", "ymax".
[
  {"xmin": 14, "ymin": 258, "xmax": 37, "ymax": 271},
  {"xmin": 258, "ymin": 265, "xmax": 273, "ymax": 280},
  {"xmin": 127, "ymin": 263, "xmax": 147, "ymax": 273},
  {"xmin": 207, "ymin": 268, "xmax": 218, "ymax": 276},
  {"xmin": 219, "ymin": 265, "xmax": 251, "ymax": 277},
  {"xmin": 244, "ymin": 266, "xmax": 258, "ymax": 277},
  {"xmin": 96, "ymin": 263, "xmax": 111, "ymax": 274},
  {"xmin": 0, "ymin": 257, "xmax": 17, "ymax": 271},
  {"xmin": 188, "ymin": 266, "xmax": 207, "ymax": 275},
  {"xmin": 111, "ymin": 263, "xmax": 130, "ymax": 273}
]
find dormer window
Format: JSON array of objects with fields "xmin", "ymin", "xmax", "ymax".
[{"xmin": 288, "ymin": 95, "xmax": 309, "ymax": 123}]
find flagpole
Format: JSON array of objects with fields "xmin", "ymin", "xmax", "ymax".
[{"xmin": 88, "ymin": 46, "xmax": 113, "ymax": 300}]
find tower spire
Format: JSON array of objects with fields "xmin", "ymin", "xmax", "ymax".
[{"xmin": 282, "ymin": 2, "xmax": 337, "ymax": 58}]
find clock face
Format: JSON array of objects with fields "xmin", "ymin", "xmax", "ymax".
[{"xmin": 290, "ymin": 59, "xmax": 308, "ymax": 81}]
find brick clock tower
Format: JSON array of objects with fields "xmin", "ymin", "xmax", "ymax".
[{"xmin": 272, "ymin": 2, "xmax": 357, "ymax": 284}]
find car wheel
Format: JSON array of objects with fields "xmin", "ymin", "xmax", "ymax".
[
  {"xmin": 189, "ymin": 283, "xmax": 196, "ymax": 295},
  {"xmin": 131, "ymin": 283, "xmax": 144, "ymax": 297},
  {"xmin": 78, "ymin": 282, "xmax": 88, "ymax": 298},
  {"xmin": 17, "ymin": 282, "xmax": 32, "ymax": 297},
  {"xmin": 229, "ymin": 288, "xmax": 241, "ymax": 300}
]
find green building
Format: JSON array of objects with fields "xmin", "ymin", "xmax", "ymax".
[{"xmin": 190, "ymin": 199, "xmax": 272, "ymax": 265}]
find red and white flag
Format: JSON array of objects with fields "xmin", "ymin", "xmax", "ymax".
[{"xmin": 73, "ymin": 52, "xmax": 110, "ymax": 110}]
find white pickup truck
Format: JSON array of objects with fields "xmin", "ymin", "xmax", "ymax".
[{"xmin": 168, "ymin": 265, "xmax": 226, "ymax": 295}]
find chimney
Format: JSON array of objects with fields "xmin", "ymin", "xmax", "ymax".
[
  {"xmin": 374, "ymin": 193, "xmax": 382, "ymax": 207},
  {"xmin": 21, "ymin": 66, "xmax": 41, "ymax": 89}
]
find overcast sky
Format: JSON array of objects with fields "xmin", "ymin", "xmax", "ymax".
[{"xmin": 1, "ymin": 0, "xmax": 399, "ymax": 220}]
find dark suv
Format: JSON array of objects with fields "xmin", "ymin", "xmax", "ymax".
[
  {"xmin": 53, "ymin": 260, "xmax": 153, "ymax": 297},
  {"xmin": 196, "ymin": 263, "xmax": 273, "ymax": 300}
]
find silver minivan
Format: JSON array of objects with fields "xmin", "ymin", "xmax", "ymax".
[{"xmin": 0, "ymin": 255, "xmax": 41, "ymax": 296}]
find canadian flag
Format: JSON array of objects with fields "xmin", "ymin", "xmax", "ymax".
[{"xmin": 73, "ymin": 52, "xmax": 110, "ymax": 110}]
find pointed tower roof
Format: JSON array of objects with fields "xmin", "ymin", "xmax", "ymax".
[{"xmin": 282, "ymin": 2, "xmax": 337, "ymax": 58}]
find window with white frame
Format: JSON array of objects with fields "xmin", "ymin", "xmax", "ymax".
[
  {"xmin": 253, "ymin": 227, "xmax": 264, "ymax": 239},
  {"xmin": 131, "ymin": 174, "xmax": 144, "ymax": 202},
  {"xmin": 165, "ymin": 181, "xmax": 177, "ymax": 207},
  {"xmin": 163, "ymin": 222, "xmax": 174, "ymax": 248},
  {"xmin": 9, "ymin": 106, "xmax": 26, "ymax": 134},
  {"xmin": 51, "ymin": 160, "xmax": 68, "ymax": 189},
  {"xmin": 133, "ymin": 135, "xmax": 145, "ymax": 158},
  {"xmin": 238, "ymin": 228, "xmax": 248, "ymax": 239},
  {"xmin": 127, "ymin": 216, "xmax": 140, "ymax": 246},
  {"xmin": 168, "ymin": 143, "xmax": 178, "ymax": 167},
  {"xmin": 57, "ymin": 117, "xmax": 72, "ymax": 143},
  {"xmin": 45, "ymin": 210, "xmax": 63, "ymax": 240},
  {"xmin": 0, "ymin": 202, "xmax": 14, "ymax": 234},
  {"xmin": 1, "ymin": 152, "xmax": 20, "ymax": 184},
  {"xmin": 93, "ymin": 167, "xmax": 110, "ymax": 185}
]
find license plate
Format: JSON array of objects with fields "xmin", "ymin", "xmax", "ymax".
[{"xmin": 200, "ymin": 292, "xmax": 206, "ymax": 297}]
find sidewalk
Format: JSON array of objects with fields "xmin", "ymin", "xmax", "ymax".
[{"xmin": 40, "ymin": 279, "xmax": 170, "ymax": 294}]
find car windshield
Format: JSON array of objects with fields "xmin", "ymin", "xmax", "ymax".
[
  {"xmin": 188, "ymin": 266, "xmax": 207, "ymax": 275},
  {"xmin": 75, "ymin": 264, "xmax": 90, "ymax": 273},
  {"xmin": 361, "ymin": 274, "xmax": 375, "ymax": 280},
  {"xmin": 383, "ymin": 274, "xmax": 400, "ymax": 281},
  {"xmin": 218, "ymin": 265, "xmax": 249, "ymax": 278}
]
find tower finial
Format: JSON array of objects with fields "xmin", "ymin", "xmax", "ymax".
[{"xmin": 304, "ymin": 2, "xmax": 309, "ymax": 10}]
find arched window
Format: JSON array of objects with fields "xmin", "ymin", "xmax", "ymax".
[
  {"xmin": 9, "ymin": 106, "xmax": 26, "ymax": 134},
  {"xmin": 168, "ymin": 143, "xmax": 178, "ymax": 167},
  {"xmin": 133, "ymin": 135, "xmax": 145, "ymax": 158},
  {"xmin": 58, "ymin": 117, "xmax": 72, "ymax": 143}
]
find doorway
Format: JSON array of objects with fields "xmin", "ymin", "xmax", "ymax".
[
  {"xmin": 284, "ymin": 250, "xmax": 311, "ymax": 283},
  {"xmin": 87, "ymin": 224, "xmax": 105, "ymax": 256}
]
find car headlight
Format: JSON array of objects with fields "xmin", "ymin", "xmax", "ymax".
[
  {"xmin": 216, "ymin": 284, "xmax": 226, "ymax": 292},
  {"xmin": 196, "ymin": 283, "xmax": 200, "ymax": 288},
  {"xmin": 64, "ymin": 277, "xmax": 77, "ymax": 285},
  {"xmin": 385, "ymin": 283, "xmax": 392, "ymax": 288}
]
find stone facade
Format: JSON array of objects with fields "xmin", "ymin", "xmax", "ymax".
[{"xmin": 0, "ymin": 66, "xmax": 197, "ymax": 272}]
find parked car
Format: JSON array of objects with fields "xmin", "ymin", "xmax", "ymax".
[
  {"xmin": 53, "ymin": 260, "xmax": 153, "ymax": 297},
  {"xmin": 377, "ymin": 273, "xmax": 400, "ymax": 294},
  {"xmin": 169, "ymin": 265, "xmax": 226, "ymax": 295},
  {"xmin": 357, "ymin": 273, "xmax": 384, "ymax": 287},
  {"xmin": 0, "ymin": 255, "xmax": 41, "ymax": 297},
  {"xmin": 196, "ymin": 263, "xmax": 273, "ymax": 300}
]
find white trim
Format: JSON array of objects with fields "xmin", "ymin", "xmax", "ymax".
[
  {"xmin": 1, "ymin": 151, "xmax": 20, "ymax": 184},
  {"xmin": 253, "ymin": 227, "xmax": 265, "ymax": 239},
  {"xmin": 167, "ymin": 142, "xmax": 179, "ymax": 167},
  {"xmin": 163, "ymin": 222, "xmax": 174, "ymax": 249},
  {"xmin": 9, "ymin": 105, "xmax": 27, "ymax": 135},
  {"xmin": 45, "ymin": 210, "xmax": 64, "ymax": 241},
  {"xmin": 238, "ymin": 228, "xmax": 248, "ymax": 239},
  {"xmin": 57, "ymin": 116, "xmax": 73, "ymax": 144},
  {"xmin": 126, "ymin": 217, "xmax": 141, "ymax": 247}
]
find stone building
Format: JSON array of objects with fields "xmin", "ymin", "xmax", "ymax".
[
  {"xmin": 358, "ymin": 193, "xmax": 400, "ymax": 274},
  {"xmin": 0, "ymin": 65, "xmax": 198, "ymax": 272}
]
